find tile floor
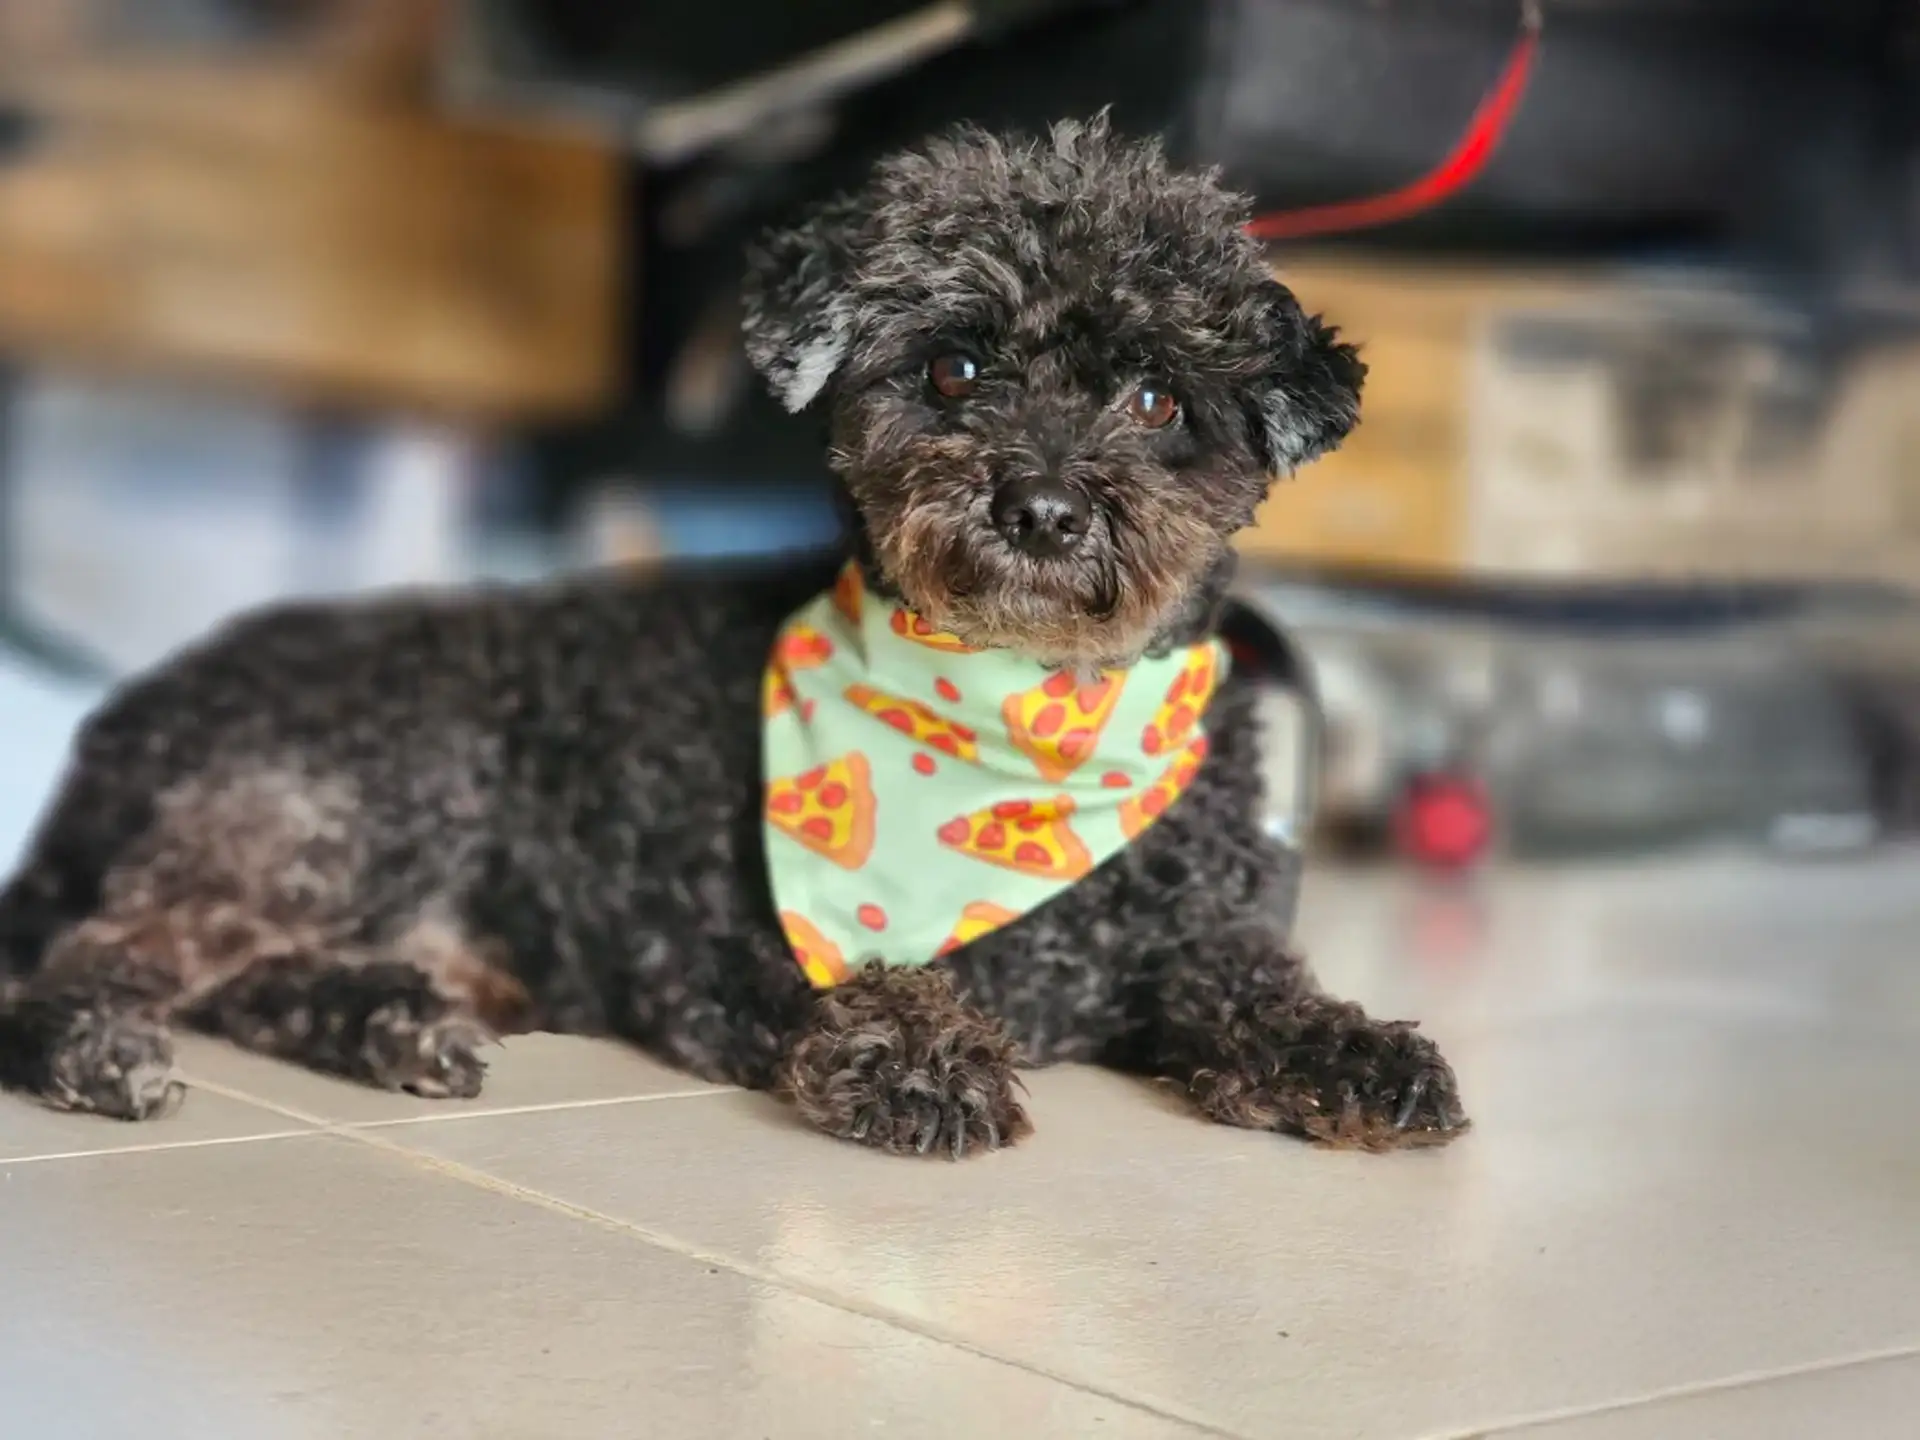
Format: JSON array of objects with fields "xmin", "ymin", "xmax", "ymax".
[{"xmin": 2, "ymin": 851, "xmax": 1918, "ymax": 1439}]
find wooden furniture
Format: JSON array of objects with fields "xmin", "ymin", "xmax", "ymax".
[
  {"xmin": 0, "ymin": 0, "xmax": 622, "ymax": 420},
  {"xmin": 1247, "ymin": 254, "xmax": 1920, "ymax": 588}
]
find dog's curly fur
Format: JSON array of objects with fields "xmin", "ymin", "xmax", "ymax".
[{"xmin": 0, "ymin": 117, "xmax": 1465, "ymax": 1155}]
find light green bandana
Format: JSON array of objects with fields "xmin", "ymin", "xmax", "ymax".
[{"xmin": 763, "ymin": 563, "xmax": 1224, "ymax": 987}]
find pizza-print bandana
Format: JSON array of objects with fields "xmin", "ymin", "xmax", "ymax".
[{"xmin": 763, "ymin": 561, "xmax": 1225, "ymax": 988}]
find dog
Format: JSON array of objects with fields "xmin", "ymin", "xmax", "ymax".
[{"xmin": 0, "ymin": 116, "xmax": 1465, "ymax": 1157}]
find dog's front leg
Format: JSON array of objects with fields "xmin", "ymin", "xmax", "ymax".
[
  {"xmin": 1149, "ymin": 924, "xmax": 1469, "ymax": 1151},
  {"xmin": 776, "ymin": 962, "xmax": 1032, "ymax": 1159}
]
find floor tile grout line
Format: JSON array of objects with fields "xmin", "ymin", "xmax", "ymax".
[
  {"xmin": 182, "ymin": 1072, "xmax": 1250, "ymax": 1439},
  {"xmin": 0, "ymin": 1127, "xmax": 317, "ymax": 1168},
  {"xmin": 171, "ymin": 1078, "xmax": 741, "ymax": 1130},
  {"xmin": 1441, "ymin": 1342, "xmax": 1920, "ymax": 1440},
  {"xmin": 346, "ymin": 1087, "xmax": 741, "ymax": 1127}
]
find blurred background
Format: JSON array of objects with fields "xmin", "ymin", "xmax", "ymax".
[{"xmin": 2, "ymin": 0, "xmax": 1919, "ymax": 876}]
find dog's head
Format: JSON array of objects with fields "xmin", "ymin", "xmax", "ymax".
[{"xmin": 742, "ymin": 115, "xmax": 1364, "ymax": 667}]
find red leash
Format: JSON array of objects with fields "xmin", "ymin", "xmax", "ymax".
[{"xmin": 1245, "ymin": 0, "xmax": 1543, "ymax": 242}]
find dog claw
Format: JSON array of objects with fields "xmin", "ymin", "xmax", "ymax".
[
  {"xmin": 152, "ymin": 1078, "xmax": 188, "ymax": 1120},
  {"xmin": 850, "ymin": 1105, "xmax": 875, "ymax": 1141},
  {"xmin": 1394, "ymin": 1075, "xmax": 1428, "ymax": 1130},
  {"xmin": 914, "ymin": 1113, "xmax": 941, "ymax": 1155}
]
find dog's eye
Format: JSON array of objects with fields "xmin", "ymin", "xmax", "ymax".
[
  {"xmin": 929, "ymin": 354, "xmax": 980, "ymax": 399},
  {"xmin": 1126, "ymin": 382, "xmax": 1180, "ymax": 429}
]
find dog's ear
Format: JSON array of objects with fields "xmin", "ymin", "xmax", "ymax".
[
  {"xmin": 740, "ymin": 196, "xmax": 865, "ymax": 413},
  {"xmin": 1249, "ymin": 280, "xmax": 1367, "ymax": 477}
]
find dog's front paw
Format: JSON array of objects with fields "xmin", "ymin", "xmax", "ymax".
[
  {"xmin": 1191, "ymin": 996, "xmax": 1467, "ymax": 1152},
  {"xmin": 778, "ymin": 963, "xmax": 1031, "ymax": 1159}
]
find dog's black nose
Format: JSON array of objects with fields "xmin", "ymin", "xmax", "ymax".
[{"xmin": 991, "ymin": 478, "xmax": 1091, "ymax": 558}]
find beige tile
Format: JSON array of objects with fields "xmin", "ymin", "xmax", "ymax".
[
  {"xmin": 0, "ymin": 1133, "xmax": 1217, "ymax": 1440},
  {"xmin": 383, "ymin": 1013, "xmax": 1920, "ymax": 1440},
  {"xmin": 1496, "ymin": 1354, "xmax": 1920, "ymax": 1440},
  {"xmin": 174, "ymin": 1029, "xmax": 729, "ymax": 1126},
  {"xmin": 0, "ymin": 1081, "xmax": 310, "ymax": 1164},
  {"xmin": 1296, "ymin": 850, "xmax": 1920, "ymax": 1039}
]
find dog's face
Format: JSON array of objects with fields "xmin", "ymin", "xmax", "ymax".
[{"xmin": 743, "ymin": 116, "xmax": 1364, "ymax": 667}]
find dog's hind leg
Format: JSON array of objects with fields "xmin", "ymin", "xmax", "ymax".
[
  {"xmin": 0, "ymin": 765, "xmax": 367, "ymax": 1119},
  {"xmin": 1141, "ymin": 923, "xmax": 1470, "ymax": 1152},
  {"xmin": 189, "ymin": 911, "xmax": 532, "ymax": 1098},
  {"xmin": 189, "ymin": 953, "xmax": 504, "ymax": 1099}
]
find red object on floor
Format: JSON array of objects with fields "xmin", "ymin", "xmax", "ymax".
[
  {"xmin": 1245, "ymin": 0, "xmax": 1542, "ymax": 242},
  {"xmin": 1395, "ymin": 774, "xmax": 1493, "ymax": 870}
]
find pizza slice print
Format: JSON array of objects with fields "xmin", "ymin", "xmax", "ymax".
[
  {"xmin": 936, "ymin": 900, "xmax": 1021, "ymax": 957},
  {"xmin": 1120, "ymin": 736, "xmax": 1210, "ymax": 839},
  {"xmin": 1141, "ymin": 645, "xmax": 1220, "ymax": 757},
  {"xmin": 774, "ymin": 624, "xmax": 834, "ymax": 671},
  {"xmin": 1003, "ymin": 669, "xmax": 1127, "ymax": 781},
  {"xmin": 844, "ymin": 683, "xmax": 980, "ymax": 763},
  {"xmin": 937, "ymin": 796, "xmax": 1093, "ymax": 880},
  {"xmin": 831, "ymin": 565, "xmax": 864, "ymax": 625},
  {"xmin": 780, "ymin": 911, "xmax": 851, "ymax": 988},
  {"xmin": 762, "ymin": 667, "xmax": 816, "ymax": 721},
  {"xmin": 766, "ymin": 752, "xmax": 877, "ymax": 869},
  {"xmin": 888, "ymin": 607, "xmax": 977, "ymax": 653},
  {"xmin": 764, "ymin": 668, "xmax": 794, "ymax": 718}
]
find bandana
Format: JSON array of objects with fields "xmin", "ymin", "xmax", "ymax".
[{"xmin": 763, "ymin": 563, "xmax": 1224, "ymax": 987}]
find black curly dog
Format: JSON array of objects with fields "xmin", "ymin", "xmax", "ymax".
[{"xmin": 0, "ymin": 118, "xmax": 1465, "ymax": 1155}]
